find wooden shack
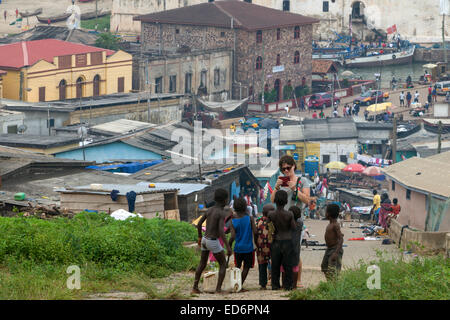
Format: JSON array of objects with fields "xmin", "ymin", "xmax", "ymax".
[{"xmin": 58, "ymin": 183, "xmax": 179, "ymax": 220}]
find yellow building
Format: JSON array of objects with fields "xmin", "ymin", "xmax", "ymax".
[
  {"xmin": 0, "ymin": 39, "xmax": 132, "ymax": 102},
  {"xmin": 0, "ymin": 69, "xmax": 6, "ymax": 99}
]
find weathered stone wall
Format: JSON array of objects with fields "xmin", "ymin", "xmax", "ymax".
[
  {"xmin": 414, "ymin": 48, "xmax": 450, "ymax": 62},
  {"xmin": 142, "ymin": 23, "xmax": 234, "ymax": 52},
  {"xmin": 134, "ymin": 48, "xmax": 232, "ymax": 101},
  {"xmin": 236, "ymin": 25, "xmax": 313, "ymax": 100}
]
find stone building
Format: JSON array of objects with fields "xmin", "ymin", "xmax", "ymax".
[
  {"xmin": 0, "ymin": 39, "xmax": 132, "ymax": 103},
  {"xmin": 251, "ymin": 0, "xmax": 450, "ymax": 43},
  {"xmin": 134, "ymin": 0, "xmax": 318, "ymax": 101}
]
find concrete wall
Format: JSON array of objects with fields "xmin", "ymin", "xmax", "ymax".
[
  {"xmin": 136, "ymin": 49, "xmax": 232, "ymax": 101},
  {"xmin": 319, "ymin": 139, "xmax": 358, "ymax": 163},
  {"xmin": 389, "ymin": 218, "xmax": 450, "ymax": 254},
  {"xmin": 0, "ymin": 111, "xmax": 24, "ymax": 134},
  {"xmin": 252, "ymin": 0, "xmax": 450, "ymax": 43},
  {"xmin": 54, "ymin": 141, "xmax": 162, "ymax": 162},
  {"xmin": 414, "ymin": 48, "xmax": 450, "ymax": 63},
  {"xmin": 387, "ymin": 179, "xmax": 428, "ymax": 231},
  {"xmin": 14, "ymin": 110, "xmax": 71, "ymax": 136},
  {"xmin": 111, "ymin": 0, "xmax": 204, "ymax": 34}
]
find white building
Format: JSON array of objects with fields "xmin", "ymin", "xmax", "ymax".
[
  {"xmin": 0, "ymin": 109, "xmax": 24, "ymax": 134},
  {"xmin": 251, "ymin": 0, "xmax": 450, "ymax": 43}
]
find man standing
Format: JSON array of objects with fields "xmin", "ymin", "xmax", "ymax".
[
  {"xmin": 399, "ymin": 91, "xmax": 405, "ymax": 107},
  {"xmin": 268, "ymin": 190, "xmax": 297, "ymax": 290},
  {"xmin": 406, "ymin": 91, "xmax": 412, "ymax": 108},
  {"xmin": 371, "ymin": 190, "xmax": 381, "ymax": 225},
  {"xmin": 432, "ymin": 86, "xmax": 437, "ymax": 103},
  {"xmin": 414, "ymin": 90, "xmax": 420, "ymax": 103}
]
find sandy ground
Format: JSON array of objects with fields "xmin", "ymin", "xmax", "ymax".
[
  {"xmin": 0, "ymin": 0, "xmax": 113, "ymax": 35},
  {"xmin": 143, "ymin": 219, "xmax": 402, "ymax": 301}
]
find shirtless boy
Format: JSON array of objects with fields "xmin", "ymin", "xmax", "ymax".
[
  {"xmin": 268, "ymin": 190, "xmax": 297, "ymax": 290},
  {"xmin": 321, "ymin": 203, "xmax": 344, "ymax": 281},
  {"xmin": 192, "ymin": 188, "xmax": 233, "ymax": 294}
]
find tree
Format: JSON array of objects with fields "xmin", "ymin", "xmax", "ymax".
[
  {"xmin": 95, "ymin": 32, "xmax": 120, "ymax": 50},
  {"xmin": 283, "ymin": 85, "xmax": 294, "ymax": 100}
]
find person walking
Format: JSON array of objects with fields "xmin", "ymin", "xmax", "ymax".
[
  {"xmin": 229, "ymin": 197, "xmax": 257, "ymax": 290},
  {"xmin": 432, "ymin": 87, "xmax": 437, "ymax": 103},
  {"xmin": 406, "ymin": 91, "xmax": 412, "ymax": 108},
  {"xmin": 256, "ymin": 204, "xmax": 275, "ymax": 290},
  {"xmin": 379, "ymin": 193, "xmax": 393, "ymax": 233},
  {"xmin": 399, "ymin": 91, "xmax": 405, "ymax": 107},
  {"xmin": 267, "ymin": 190, "xmax": 297, "ymax": 290},
  {"xmin": 414, "ymin": 90, "xmax": 420, "ymax": 103}
]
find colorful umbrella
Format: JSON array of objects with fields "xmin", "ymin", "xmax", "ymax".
[
  {"xmin": 325, "ymin": 161, "xmax": 347, "ymax": 170},
  {"xmin": 342, "ymin": 163, "xmax": 366, "ymax": 173},
  {"xmin": 362, "ymin": 166, "xmax": 382, "ymax": 176},
  {"xmin": 367, "ymin": 102, "xmax": 392, "ymax": 113}
]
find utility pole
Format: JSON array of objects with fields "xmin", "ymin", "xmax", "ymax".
[
  {"xmin": 96, "ymin": 0, "xmax": 98, "ymax": 20},
  {"xmin": 392, "ymin": 117, "xmax": 397, "ymax": 163},
  {"xmin": 438, "ymin": 120, "xmax": 443, "ymax": 153},
  {"xmin": 444, "ymin": 12, "xmax": 448, "ymax": 65}
]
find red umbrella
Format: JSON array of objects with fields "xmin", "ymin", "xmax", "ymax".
[
  {"xmin": 342, "ymin": 163, "xmax": 366, "ymax": 173},
  {"xmin": 363, "ymin": 166, "xmax": 382, "ymax": 176}
]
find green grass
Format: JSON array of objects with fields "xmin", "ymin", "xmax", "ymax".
[
  {"xmin": 290, "ymin": 254, "xmax": 450, "ymax": 300},
  {"xmin": 0, "ymin": 212, "xmax": 200, "ymax": 299},
  {"xmin": 80, "ymin": 15, "xmax": 110, "ymax": 32}
]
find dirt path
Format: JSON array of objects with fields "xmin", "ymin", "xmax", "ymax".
[{"xmin": 146, "ymin": 219, "xmax": 400, "ymax": 300}]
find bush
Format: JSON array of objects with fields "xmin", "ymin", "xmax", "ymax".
[
  {"xmin": 283, "ymin": 85, "xmax": 293, "ymax": 100},
  {"xmin": 289, "ymin": 255, "xmax": 450, "ymax": 300},
  {"xmin": 95, "ymin": 32, "xmax": 120, "ymax": 50},
  {"xmin": 0, "ymin": 212, "xmax": 198, "ymax": 275},
  {"xmin": 295, "ymin": 85, "xmax": 310, "ymax": 98}
]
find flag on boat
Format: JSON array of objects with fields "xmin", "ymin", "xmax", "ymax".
[{"xmin": 387, "ymin": 24, "xmax": 397, "ymax": 34}]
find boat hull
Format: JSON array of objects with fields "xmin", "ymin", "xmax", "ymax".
[
  {"xmin": 37, "ymin": 14, "xmax": 71, "ymax": 23},
  {"xmin": 344, "ymin": 47, "xmax": 415, "ymax": 68}
]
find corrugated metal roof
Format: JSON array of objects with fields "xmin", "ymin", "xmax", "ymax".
[
  {"xmin": 136, "ymin": 182, "xmax": 208, "ymax": 195},
  {"xmin": 92, "ymin": 119, "xmax": 156, "ymax": 135},
  {"xmin": 57, "ymin": 183, "xmax": 178, "ymax": 195},
  {"xmin": 381, "ymin": 151, "xmax": 450, "ymax": 198}
]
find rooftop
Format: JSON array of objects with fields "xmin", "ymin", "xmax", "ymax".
[
  {"xmin": 0, "ymin": 134, "xmax": 80, "ymax": 149},
  {"xmin": 0, "ymin": 39, "xmax": 115, "ymax": 69},
  {"xmin": 0, "ymin": 26, "xmax": 99, "ymax": 46},
  {"xmin": 312, "ymin": 60, "xmax": 339, "ymax": 75},
  {"xmin": 134, "ymin": 0, "xmax": 319, "ymax": 31},
  {"xmin": 91, "ymin": 119, "xmax": 157, "ymax": 136},
  {"xmin": 382, "ymin": 151, "xmax": 450, "ymax": 199}
]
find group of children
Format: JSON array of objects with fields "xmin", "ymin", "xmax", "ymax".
[{"xmin": 192, "ymin": 187, "xmax": 344, "ymax": 294}]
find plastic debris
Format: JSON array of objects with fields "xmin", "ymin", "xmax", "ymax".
[{"xmin": 110, "ymin": 209, "xmax": 143, "ymax": 221}]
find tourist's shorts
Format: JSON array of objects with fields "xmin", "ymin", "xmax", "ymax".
[
  {"xmin": 234, "ymin": 251, "xmax": 255, "ymax": 269},
  {"xmin": 201, "ymin": 237, "xmax": 223, "ymax": 254},
  {"xmin": 280, "ymin": 265, "xmax": 299, "ymax": 273}
]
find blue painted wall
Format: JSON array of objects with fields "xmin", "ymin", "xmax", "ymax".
[{"xmin": 54, "ymin": 141, "xmax": 162, "ymax": 163}]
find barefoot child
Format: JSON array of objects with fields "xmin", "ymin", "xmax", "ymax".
[
  {"xmin": 229, "ymin": 197, "xmax": 257, "ymax": 290},
  {"xmin": 321, "ymin": 204, "xmax": 344, "ymax": 281},
  {"xmin": 192, "ymin": 189, "xmax": 233, "ymax": 294},
  {"xmin": 255, "ymin": 204, "xmax": 275, "ymax": 290},
  {"xmin": 288, "ymin": 206, "xmax": 303, "ymax": 289}
]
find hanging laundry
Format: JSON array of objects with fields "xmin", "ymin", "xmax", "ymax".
[{"xmin": 126, "ymin": 191, "xmax": 137, "ymax": 213}]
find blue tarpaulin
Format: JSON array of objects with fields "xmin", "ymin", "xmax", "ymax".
[{"xmin": 87, "ymin": 160, "xmax": 163, "ymax": 174}]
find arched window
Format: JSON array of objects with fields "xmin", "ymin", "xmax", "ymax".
[
  {"xmin": 76, "ymin": 77, "xmax": 84, "ymax": 98},
  {"xmin": 93, "ymin": 75, "xmax": 100, "ymax": 96},
  {"xmin": 276, "ymin": 54, "xmax": 281, "ymax": 66},
  {"xmin": 264, "ymin": 84, "xmax": 269, "ymax": 92},
  {"xmin": 256, "ymin": 30, "xmax": 262, "ymax": 43},
  {"xmin": 302, "ymin": 77, "xmax": 306, "ymax": 86},
  {"xmin": 294, "ymin": 26, "xmax": 300, "ymax": 39},
  {"xmin": 277, "ymin": 28, "xmax": 281, "ymax": 40},
  {"xmin": 256, "ymin": 56, "xmax": 263, "ymax": 70},
  {"xmin": 58, "ymin": 79, "xmax": 67, "ymax": 100},
  {"xmin": 294, "ymin": 51, "xmax": 300, "ymax": 64},
  {"xmin": 249, "ymin": 86, "xmax": 253, "ymax": 97}
]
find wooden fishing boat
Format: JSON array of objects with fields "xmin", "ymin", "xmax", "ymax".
[
  {"xmin": 36, "ymin": 13, "xmax": 71, "ymax": 24},
  {"xmin": 19, "ymin": 8, "xmax": 43, "ymax": 18},
  {"xmin": 80, "ymin": 10, "xmax": 111, "ymax": 20},
  {"xmin": 343, "ymin": 46, "xmax": 415, "ymax": 68}
]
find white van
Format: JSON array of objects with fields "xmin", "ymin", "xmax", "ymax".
[{"xmin": 435, "ymin": 81, "xmax": 450, "ymax": 95}]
